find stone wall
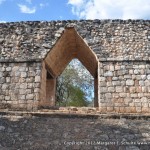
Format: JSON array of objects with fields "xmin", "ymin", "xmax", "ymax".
[
  {"xmin": 0, "ymin": 113, "xmax": 150, "ymax": 150},
  {"xmin": 0, "ymin": 20, "xmax": 150, "ymax": 112},
  {"xmin": 0, "ymin": 20, "xmax": 149, "ymax": 61},
  {"xmin": 0, "ymin": 61, "xmax": 42, "ymax": 110},
  {"xmin": 99, "ymin": 61, "xmax": 150, "ymax": 113}
]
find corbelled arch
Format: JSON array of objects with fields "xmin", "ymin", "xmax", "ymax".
[{"xmin": 40, "ymin": 27, "xmax": 99, "ymax": 107}]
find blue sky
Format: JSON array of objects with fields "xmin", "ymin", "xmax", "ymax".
[
  {"xmin": 0, "ymin": 0, "xmax": 150, "ymax": 22},
  {"xmin": 0, "ymin": 0, "xmax": 78, "ymax": 22}
]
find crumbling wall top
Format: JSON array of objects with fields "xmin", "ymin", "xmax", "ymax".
[{"xmin": 0, "ymin": 19, "xmax": 150, "ymax": 62}]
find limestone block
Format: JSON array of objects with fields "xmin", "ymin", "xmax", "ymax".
[
  {"xmin": 126, "ymin": 80, "xmax": 134, "ymax": 86},
  {"xmin": 112, "ymin": 81, "xmax": 121, "ymax": 86},
  {"xmin": 107, "ymin": 107, "xmax": 114, "ymax": 112},
  {"xmin": 19, "ymin": 67, "xmax": 26, "ymax": 72},
  {"xmin": 26, "ymin": 89, "xmax": 32, "ymax": 94},
  {"xmin": 116, "ymin": 86, "xmax": 123, "ymax": 92},
  {"xmin": 124, "ymin": 75, "xmax": 131, "ymax": 79},
  {"xmin": 21, "ymin": 72, "xmax": 27, "ymax": 78},
  {"xmin": 105, "ymin": 82, "xmax": 111, "ymax": 87},
  {"xmin": 108, "ymin": 87, "xmax": 115, "ymax": 92},
  {"xmin": 6, "ymin": 67, "xmax": 11, "ymax": 71},
  {"xmin": 104, "ymin": 71, "xmax": 113, "ymax": 77},
  {"xmin": 135, "ymin": 75, "xmax": 141, "ymax": 80},
  {"xmin": 0, "ymin": 72, "xmax": 3, "ymax": 77},
  {"xmin": 136, "ymin": 107, "xmax": 142, "ymax": 113},
  {"xmin": 100, "ymin": 81, "xmax": 106, "ymax": 87},
  {"xmin": 129, "ymin": 69, "xmax": 133, "ymax": 74},
  {"xmin": 100, "ymin": 87, "xmax": 107, "ymax": 93},
  {"xmin": 121, "ymin": 81, "xmax": 126, "ymax": 86},
  {"xmin": 0, "ymin": 95, "xmax": 4, "ymax": 100},
  {"xmin": 139, "ymin": 80, "xmax": 144, "ymax": 86},
  {"xmin": 105, "ymin": 93, "xmax": 112, "ymax": 99},
  {"xmin": 27, "ymin": 83, "xmax": 33, "ymax": 88},
  {"xmin": 100, "ymin": 77, "xmax": 106, "ymax": 81},
  {"xmin": 19, "ymin": 89, "xmax": 26, "ymax": 95},
  {"xmin": 119, "ymin": 93, "xmax": 127, "ymax": 98},
  {"xmin": 142, "ymin": 86, "xmax": 147, "ymax": 92},
  {"xmin": 20, "ymin": 83, "xmax": 27, "ymax": 89},
  {"xmin": 129, "ymin": 107, "xmax": 136, "ymax": 113},
  {"xmin": 34, "ymin": 88, "xmax": 39, "ymax": 93},
  {"xmin": 129, "ymin": 87, "xmax": 136, "ymax": 93},
  {"xmin": 26, "ymin": 94, "xmax": 34, "ymax": 100},
  {"xmin": 35, "ymin": 76, "xmax": 41, "ymax": 82},
  {"xmin": 124, "ymin": 98, "xmax": 132, "ymax": 103},
  {"xmin": 115, "ymin": 65, "xmax": 120, "ymax": 70},
  {"xmin": 0, "ymin": 77, "xmax": 5, "ymax": 84},
  {"xmin": 15, "ymin": 71, "xmax": 21, "ymax": 77},
  {"xmin": 142, "ymin": 107, "xmax": 149, "ymax": 113},
  {"xmin": 28, "ymin": 71, "xmax": 35, "ymax": 77},
  {"xmin": 139, "ymin": 65, "xmax": 145, "ymax": 69},
  {"xmin": 144, "ymin": 80, "xmax": 150, "ymax": 86},
  {"xmin": 2, "ymin": 84, "xmax": 8, "ymax": 90},
  {"xmin": 19, "ymin": 95, "xmax": 26, "ymax": 100},
  {"xmin": 35, "ymin": 70, "xmax": 41, "ymax": 76},
  {"xmin": 119, "ymin": 107, "xmax": 125, "ymax": 113},
  {"xmin": 129, "ymin": 103, "xmax": 135, "ymax": 107},
  {"xmin": 34, "ymin": 83, "xmax": 40, "ymax": 88},
  {"xmin": 147, "ymin": 75, "xmax": 150, "ymax": 80},
  {"xmin": 112, "ymin": 93, "xmax": 119, "ymax": 98},
  {"xmin": 141, "ymin": 97, "xmax": 148, "ymax": 102},
  {"xmin": 6, "ymin": 77, "xmax": 11, "ymax": 83},
  {"xmin": 141, "ymin": 75, "xmax": 146, "ymax": 80},
  {"xmin": 142, "ymin": 103, "xmax": 148, "ymax": 107},
  {"xmin": 109, "ymin": 65, "xmax": 114, "ymax": 71},
  {"xmin": 112, "ymin": 77, "xmax": 118, "ymax": 80},
  {"xmin": 19, "ymin": 78, "xmax": 26, "ymax": 83},
  {"xmin": 134, "ymin": 99, "xmax": 141, "ymax": 103},
  {"xmin": 135, "ymin": 103, "xmax": 141, "ymax": 107},
  {"xmin": 130, "ymin": 93, "xmax": 137, "ymax": 98},
  {"xmin": 5, "ymin": 96, "xmax": 10, "ymax": 101},
  {"xmin": 26, "ymin": 77, "xmax": 34, "ymax": 83},
  {"xmin": 1, "ymin": 67, "xmax": 5, "ymax": 71},
  {"xmin": 35, "ymin": 93, "xmax": 40, "ymax": 101},
  {"xmin": 114, "ymin": 107, "xmax": 120, "ymax": 112},
  {"xmin": 134, "ymin": 69, "xmax": 139, "ymax": 74}
]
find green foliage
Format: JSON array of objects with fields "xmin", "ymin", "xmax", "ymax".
[{"xmin": 56, "ymin": 59, "xmax": 93, "ymax": 107}]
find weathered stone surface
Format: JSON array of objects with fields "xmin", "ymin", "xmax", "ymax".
[
  {"xmin": 99, "ymin": 61, "xmax": 150, "ymax": 113},
  {"xmin": 0, "ymin": 114, "xmax": 150, "ymax": 150},
  {"xmin": 0, "ymin": 62, "xmax": 41, "ymax": 109},
  {"xmin": 0, "ymin": 20, "xmax": 150, "ymax": 61},
  {"xmin": 126, "ymin": 80, "xmax": 134, "ymax": 86},
  {"xmin": 0, "ymin": 20, "xmax": 150, "ymax": 113}
]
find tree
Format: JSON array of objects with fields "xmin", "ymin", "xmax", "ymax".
[{"xmin": 56, "ymin": 59, "xmax": 94, "ymax": 107}]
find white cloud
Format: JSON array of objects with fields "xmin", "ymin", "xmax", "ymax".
[
  {"xmin": 0, "ymin": 20, "xmax": 6, "ymax": 23},
  {"xmin": 68, "ymin": 0, "xmax": 150, "ymax": 19},
  {"xmin": 39, "ymin": 3, "xmax": 49, "ymax": 8},
  {"xmin": 18, "ymin": 4, "xmax": 36, "ymax": 14},
  {"xmin": 68, "ymin": 0, "xmax": 84, "ymax": 6}
]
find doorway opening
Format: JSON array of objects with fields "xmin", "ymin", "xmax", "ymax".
[
  {"xmin": 56, "ymin": 59, "xmax": 94, "ymax": 107},
  {"xmin": 40, "ymin": 27, "xmax": 98, "ymax": 107}
]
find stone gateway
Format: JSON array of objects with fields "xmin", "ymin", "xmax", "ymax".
[{"xmin": 0, "ymin": 20, "xmax": 150, "ymax": 113}]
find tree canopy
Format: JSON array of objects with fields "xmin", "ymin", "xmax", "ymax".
[{"xmin": 56, "ymin": 59, "xmax": 94, "ymax": 107}]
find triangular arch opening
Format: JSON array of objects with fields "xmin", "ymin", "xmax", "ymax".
[
  {"xmin": 40, "ymin": 27, "xmax": 98, "ymax": 107},
  {"xmin": 56, "ymin": 58, "xmax": 94, "ymax": 107}
]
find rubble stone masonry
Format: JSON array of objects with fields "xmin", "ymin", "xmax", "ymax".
[
  {"xmin": 99, "ymin": 61, "xmax": 150, "ymax": 113},
  {"xmin": 0, "ymin": 20, "xmax": 150, "ymax": 113},
  {"xmin": 0, "ymin": 62, "xmax": 42, "ymax": 110}
]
